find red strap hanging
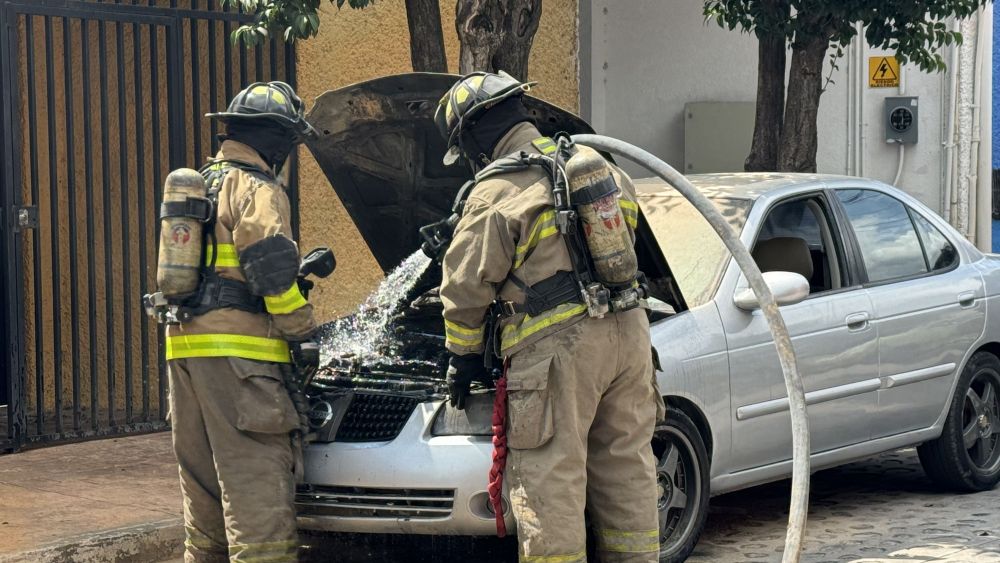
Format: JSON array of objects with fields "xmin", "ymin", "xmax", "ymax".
[{"xmin": 487, "ymin": 359, "xmax": 510, "ymax": 537}]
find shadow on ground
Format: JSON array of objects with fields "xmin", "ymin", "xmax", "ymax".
[
  {"xmin": 300, "ymin": 532, "xmax": 518, "ymax": 562},
  {"xmin": 300, "ymin": 449, "xmax": 1000, "ymax": 562}
]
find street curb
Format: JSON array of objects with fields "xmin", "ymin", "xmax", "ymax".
[{"xmin": 0, "ymin": 518, "xmax": 184, "ymax": 563}]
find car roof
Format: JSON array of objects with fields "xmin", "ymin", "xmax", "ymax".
[{"xmin": 633, "ymin": 172, "xmax": 863, "ymax": 200}]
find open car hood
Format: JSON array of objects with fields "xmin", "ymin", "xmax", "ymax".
[{"xmin": 305, "ymin": 73, "xmax": 596, "ymax": 272}]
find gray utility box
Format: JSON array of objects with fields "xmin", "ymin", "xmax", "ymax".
[
  {"xmin": 884, "ymin": 96, "xmax": 919, "ymax": 144},
  {"xmin": 684, "ymin": 102, "xmax": 755, "ymax": 174}
]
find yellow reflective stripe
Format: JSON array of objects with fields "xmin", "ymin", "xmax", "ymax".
[
  {"xmin": 444, "ymin": 320, "xmax": 484, "ymax": 346},
  {"xmin": 205, "ymin": 243, "xmax": 240, "ymax": 268},
  {"xmin": 264, "ymin": 284, "xmax": 308, "ymax": 315},
  {"xmin": 513, "ymin": 210, "xmax": 557, "ymax": 269},
  {"xmin": 522, "ymin": 551, "xmax": 586, "ymax": 563},
  {"xmin": 444, "ymin": 319, "xmax": 482, "ymax": 336},
  {"xmin": 165, "ymin": 334, "xmax": 290, "ymax": 363},
  {"xmin": 501, "ymin": 302, "xmax": 587, "ymax": 351},
  {"xmin": 445, "ymin": 331, "xmax": 482, "ymax": 345},
  {"xmin": 532, "ymin": 136, "xmax": 557, "ymax": 155},
  {"xmin": 184, "ymin": 526, "xmax": 224, "ymax": 551},
  {"xmin": 228, "ymin": 538, "xmax": 298, "ymax": 563},
  {"xmin": 619, "ymin": 199, "xmax": 639, "ymax": 229},
  {"xmin": 595, "ymin": 529, "xmax": 660, "ymax": 553}
]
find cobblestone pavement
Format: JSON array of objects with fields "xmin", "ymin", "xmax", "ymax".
[
  {"xmin": 301, "ymin": 448, "xmax": 1000, "ymax": 562},
  {"xmin": 688, "ymin": 448, "xmax": 1000, "ymax": 562}
]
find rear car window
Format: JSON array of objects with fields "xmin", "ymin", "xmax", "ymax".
[
  {"xmin": 910, "ymin": 212, "xmax": 959, "ymax": 271},
  {"xmin": 836, "ymin": 189, "xmax": 927, "ymax": 283}
]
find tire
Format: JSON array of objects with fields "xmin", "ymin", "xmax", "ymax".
[
  {"xmin": 918, "ymin": 351, "xmax": 1000, "ymax": 492},
  {"xmin": 652, "ymin": 409, "xmax": 711, "ymax": 563}
]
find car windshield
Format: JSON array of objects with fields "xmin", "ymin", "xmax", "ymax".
[{"xmin": 638, "ymin": 190, "xmax": 751, "ymax": 308}]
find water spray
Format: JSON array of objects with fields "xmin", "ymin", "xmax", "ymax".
[
  {"xmin": 317, "ymin": 251, "xmax": 434, "ymax": 367},
  {"xmin": 572, "ymin": 134, "xmax": 810, "ymax": 563}
]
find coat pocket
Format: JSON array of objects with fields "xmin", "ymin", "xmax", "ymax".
[
  {"xmin": 228, "ymin": 357, "xmax": 300, "ymax": 435},
  {"xmin": 506, "ymin": 354, "xmax": 555, "ymax": 450}
]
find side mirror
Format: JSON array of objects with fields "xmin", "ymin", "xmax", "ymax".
[
  {"xmin": 734, "ymin": 271, "xmax": 810, "ymax": 311},
  {"xmin": 300, "ymin": 247, "xmax": 336, "ymax": 279}
]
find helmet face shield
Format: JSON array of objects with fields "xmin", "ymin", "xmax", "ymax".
[{"xmin": 434, "ymin": 71, "xmax": 535, "ymax": 166}]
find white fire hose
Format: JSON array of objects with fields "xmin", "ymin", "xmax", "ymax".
[{"xmin": 573, "ymin": 134, "xmax": 810, "ymax": 563}]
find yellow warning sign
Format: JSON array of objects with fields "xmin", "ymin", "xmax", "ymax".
[{"xmin": 869, "ymin": 56, "xmax": 900, "ymax": 88}]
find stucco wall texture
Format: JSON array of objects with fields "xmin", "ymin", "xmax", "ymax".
[{"xmin": 295, "ymin": 0, "xmax": 580, "ymax": 320}]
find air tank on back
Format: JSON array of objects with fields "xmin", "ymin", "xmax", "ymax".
[
  {"xmin": 565, "ymin": 145, "xmax": 638, "ymax": 286},
  {"xmin": 156, "ymin": 168, "xmax": 207, "ymax": 299}
]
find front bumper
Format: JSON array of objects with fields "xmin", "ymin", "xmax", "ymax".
[{"xmin": 297, "ymin": 400, "xmax": 513, "ymax": 536}]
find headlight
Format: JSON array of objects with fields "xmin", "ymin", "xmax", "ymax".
[{"xmin": 431, "ymin": 391, "xmax": 494, "ymax": 436}]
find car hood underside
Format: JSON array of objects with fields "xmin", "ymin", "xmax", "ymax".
[{"xmin": 304, "ymin": 72, "xmax": 596, "ymax": 272}]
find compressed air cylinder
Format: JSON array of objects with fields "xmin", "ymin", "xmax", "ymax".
[
  {"xmin": 156, "ymin": 168, "xmax": 207, "ymax": 299},
  {"xmin": 565, "ymin": 145, "xmax": 639, "ymax": 286}
]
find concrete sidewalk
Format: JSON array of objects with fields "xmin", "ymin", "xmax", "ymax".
[{"xmin": 0, "ymin": 433, "xmax": 183, "ymax": 563}]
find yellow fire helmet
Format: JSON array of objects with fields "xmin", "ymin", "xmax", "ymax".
[{"xmin": 434, "ymin": 71, "xmax": 535, "ymax": 166}]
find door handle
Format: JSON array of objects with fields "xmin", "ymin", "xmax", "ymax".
[
  {"xmin": 845, "ymin": 312, "xmax": 870, "ymax": 331},
  {"xmin": 958, "ymin": 291, "xmax": 976, "ymax": 307}
]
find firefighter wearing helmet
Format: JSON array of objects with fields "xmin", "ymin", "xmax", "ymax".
[
  {"xmin": 435, "ymin": 71, "xmax": 665, "ymax": 562},
  {"xmin": 159, "ymin": 82, "xmax": 318, "ymax": 562}
]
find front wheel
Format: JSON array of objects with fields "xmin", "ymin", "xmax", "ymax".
[
  {"xmin": 652, "ymin": 409, "xmax": 710, "ymax": 563},
  {"xmin": 918, "ymin": 351, "xmax": 1000, "ymax": 492}
]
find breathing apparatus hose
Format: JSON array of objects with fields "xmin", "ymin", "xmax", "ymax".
[{"xmin": 571, "ymin": 134, "xmax": 810, "ymax": 563}]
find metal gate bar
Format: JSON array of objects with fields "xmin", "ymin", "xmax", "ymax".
[
  {"xmin": 43, "ymin": 15, "xmax": 62, "ymax": 435},
  {"xmin": 81, "ymin": 18, "xmax": 99, "ymax": 432},
  {"xmin": 1, "ymin": 0, "xmax": 297, "ymax": 451},
  {"xmin": 62, "ymin": 15, "xmax": 81, "ymax": 432},
  {"xmin": 24, "ymin": 16, "xmax": 44, "ymax": 437}
]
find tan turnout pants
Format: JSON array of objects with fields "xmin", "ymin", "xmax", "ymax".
[
  {"xmin": 505, "ymin": 308, "xmax": 662, "ymax": 562},
  {"xmin": 168, "ymin": 356, "xmax": 300, "ymax": 563}
]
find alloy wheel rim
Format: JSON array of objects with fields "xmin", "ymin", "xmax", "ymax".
[
  {"xmin": 655, "ymin": 427, "xmax": 701, "ymax": 555},
  {"xmin": 962, "ymin": 368, "xmax": 1000, "ymax": 472}
]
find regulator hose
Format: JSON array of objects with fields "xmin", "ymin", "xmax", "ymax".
[{"xmin": 572, "ymin": 134, "xmax": 810, "ymax": 563}]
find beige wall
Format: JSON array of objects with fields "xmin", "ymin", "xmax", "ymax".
[{"xmin": 296, "ymin": 0, "xmax": 580, "ymax": 320}]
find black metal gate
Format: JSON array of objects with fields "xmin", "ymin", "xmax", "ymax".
[{"xmin": 0, "ymin": 0, "xmax": 296, "ymax": 452}]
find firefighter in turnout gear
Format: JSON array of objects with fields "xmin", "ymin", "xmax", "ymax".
[
  {"xmin": 160, "ymin": 82, "xmax": 317, "ymax": 563},
  {"xmin": 435, "ymin": 72, "xmax": 664, "ymax": 562}
]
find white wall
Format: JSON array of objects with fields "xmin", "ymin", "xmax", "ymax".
[{"xmin": 585, "ymin": 0, "xmax": 953, "ymax": 215}]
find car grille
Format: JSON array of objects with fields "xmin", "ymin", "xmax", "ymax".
[
  {"xmin": 335, "ymin": 393, "xmax": 419, "ymax": 443},
  {"xmin": 296, "ymin": 485, "xmax": 455, "ymax": 519}
]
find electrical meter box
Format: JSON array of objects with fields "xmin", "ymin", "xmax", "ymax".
[
  {"xmin": 884, "ymin": 97, "xmax": 918, "ymax": 144},
  {"xmin": 684, "ymin": 102, "xmax": 755, "ymax": 173}
]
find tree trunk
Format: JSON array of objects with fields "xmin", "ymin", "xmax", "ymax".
[
  {"xmin": 405, "ymin": 0, "xmax": 448, "ymax": 72},
  {"xmin": 777, "ymin": 35, "xmax": 828, "ymax": 172},
  {"xmin": 455, "ymin": 0, "xmax": 542, "ymax": 81},
  {"xmin": 745, "ymin": 31, "xmax": 787, "ymax": 171}
]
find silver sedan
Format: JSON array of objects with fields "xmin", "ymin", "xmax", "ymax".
[{"xmin": 299, "ymin": 167, "xmax": 1000, "ymax": 560}]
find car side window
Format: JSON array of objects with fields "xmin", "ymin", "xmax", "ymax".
[
  {"xmin": 753, "ymin": 196, "xmax": 843, "ymax": 294},
  {"xmin": 836, "ymin": 189, "xmax": 927, "ymax": 283},
  {"xmin": 910, "ymin": 211, "xmax": 959, "ymax": 271}
]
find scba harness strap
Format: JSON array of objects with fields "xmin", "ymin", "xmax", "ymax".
[{"xmin": 476, "ymin": 137, "xmax": 647, "ymax": 321}]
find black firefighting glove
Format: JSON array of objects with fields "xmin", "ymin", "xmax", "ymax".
[
  {"xmin": 446, "ymin": 353, "xmax": 489, "ymax": 411},
  {"xmin": 289, "ymin": 339, "xmax": 320, "ymax": 383}
]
